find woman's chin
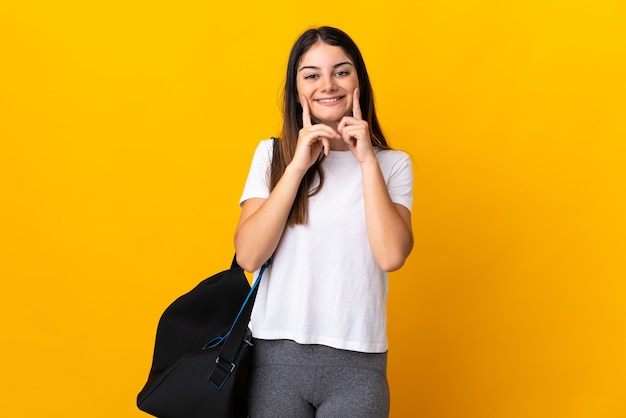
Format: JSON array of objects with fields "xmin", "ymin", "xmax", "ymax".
[{"xmin": 311, "ymin": 112, "xmax": 350, "ymax": 127}]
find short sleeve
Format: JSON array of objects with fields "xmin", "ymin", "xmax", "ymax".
[
  {"xmin": 377, "ymin": 150, "xmax": 413, "ymax": 212},
  {"xmin": 239, "ymin": 139, "xmax": 274, "ymax": 206}
]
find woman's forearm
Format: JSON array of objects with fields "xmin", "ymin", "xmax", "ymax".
[{"xmin": 234, "ymin": 164, "xmax": 305, "ymax": 272}]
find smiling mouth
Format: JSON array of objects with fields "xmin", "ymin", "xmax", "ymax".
[{"xmin": 315, "ymin": 96, "xmax": 345, "ymax": 104}]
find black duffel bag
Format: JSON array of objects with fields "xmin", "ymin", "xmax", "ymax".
[{"xmin": 137, "ymin": 256, "xmax": 270, "ymax": 418}]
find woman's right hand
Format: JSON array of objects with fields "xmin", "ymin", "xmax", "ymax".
[{"xmin": 289, "ymin": 96, "xmax": 341, "ymax": 174}]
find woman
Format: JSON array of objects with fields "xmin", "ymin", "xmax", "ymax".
[{"xmin": 235, "ymin": 26, "xmax": 413, "ymax": 417}]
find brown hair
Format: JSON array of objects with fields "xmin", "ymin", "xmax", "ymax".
[{"xmin": 271, "ymin": 26, "xmax": 389, "ymax": 225}]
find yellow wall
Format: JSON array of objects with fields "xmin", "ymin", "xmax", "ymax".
[{"xmin": 1, "ymin": 1, "xmax": 624, "ymax": 417}]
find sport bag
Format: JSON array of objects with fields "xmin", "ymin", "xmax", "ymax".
[{"xmin": 137, "ymin": 256, "xmax": 270, "ymax": 418}]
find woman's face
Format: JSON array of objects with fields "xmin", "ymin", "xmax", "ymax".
[{"xmin": 296, "ymin": 42, "xmax": 359, "ymax": 127}]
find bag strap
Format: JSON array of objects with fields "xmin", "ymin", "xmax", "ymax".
[
  {"xmin": 230, "ymin": 253, "xmax": 240, "ymax": 270},
  {"xmin": 208, "ymin": 257, "xmax": 271, "ymax": 389}
]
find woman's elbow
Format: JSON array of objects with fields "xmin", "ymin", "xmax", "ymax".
[
  {"xmin": 235, "ymin": 252, "xmax": 264, "ymax": 273},
  {"xmin": 376, "ymin": 248, "xmax": 411, "ymax": 272},
  {"xmin": 234, "ymin": 233, "xmax": 262, "ymax": 272},
  {"xmin": 378, "ymin": 256, "xmax": 407, "ymax": 272},
  {"xmin": 376, "ymin": 241, "xmax": 413, "ymax": 272}
]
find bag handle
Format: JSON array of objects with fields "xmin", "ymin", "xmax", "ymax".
[{"xmin": 208, "ymin": 256, "xmax": 271, "ymax": 389}]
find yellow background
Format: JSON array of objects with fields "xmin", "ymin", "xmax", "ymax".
[{"xmin": 1, "ymin": 0, "xmax": 625, "ymax": 417}]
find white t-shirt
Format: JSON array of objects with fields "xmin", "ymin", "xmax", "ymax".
[{"xmin": 239, "ymin": 139, "xmax": 413, "ymax": 353}]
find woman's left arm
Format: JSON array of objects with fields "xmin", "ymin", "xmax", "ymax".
[
  {"xmin": 338, "ymin": 89, "xmax": 414, "ymax": 272},
  {"xmin": 360, "ymin": 159, "xmax": 413, "ymax": 271}
]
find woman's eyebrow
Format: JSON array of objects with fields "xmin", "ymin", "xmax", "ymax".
[{"xmin": 298, "ymin": 61, "xmax": 354, "ymax": 72}]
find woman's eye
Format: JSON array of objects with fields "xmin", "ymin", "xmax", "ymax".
[
  {"xmin": 336, "ymin": 71, "xmax": 349, "ymax": 77},
  {"xmin": 304, "ymin": 74, "xmax": 318, "ymax": 80}
]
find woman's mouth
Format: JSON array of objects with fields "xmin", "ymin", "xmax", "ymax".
[{"xmin": 315, "ymin": 96, "xmax": 345, "ymax": 105}]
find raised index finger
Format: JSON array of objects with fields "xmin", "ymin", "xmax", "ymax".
[
  {"xmin": 301, "ymin": 95, "xmax": 312, "ymax": 127},
  {"xmin": 352, "ymin": 88, "xmax": 363, "ymax": 120}
]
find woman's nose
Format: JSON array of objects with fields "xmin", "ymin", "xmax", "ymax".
[{"xmin": 321, "ymin": 75, "xmax": 337, "ymax": 92}]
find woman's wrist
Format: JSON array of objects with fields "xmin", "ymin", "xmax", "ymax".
[
  {"xmin": 284, "ymin": 161, "xmax": 309, "ymax": 179},
  {"xmin": 359, "ymin": 155, "xmax": 380, "ymax": 170}
]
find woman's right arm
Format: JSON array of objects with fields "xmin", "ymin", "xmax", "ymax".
[
  {"xmin": 234, "ymin": 164, "xmax": 305, "ymax": 272},
  {"xmin": 235, "ymin": 97, "xmax": 340, "ymax": 272}
]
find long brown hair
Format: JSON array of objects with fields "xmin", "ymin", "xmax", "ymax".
[{"xmin": 271, "ymin": 26, "xmax": 389, "ymax": 225}]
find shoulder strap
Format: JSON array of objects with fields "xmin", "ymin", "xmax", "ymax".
[{"xmin": 208, "ymin": 257, "xmax": 271, "ymax": 389}]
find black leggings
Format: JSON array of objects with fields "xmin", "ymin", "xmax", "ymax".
[{"xmin": 247, "ymin": 339, "xmax": 390, "ymax": 418}]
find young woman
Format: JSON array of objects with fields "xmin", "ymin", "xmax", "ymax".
[{"xmin": 235, "ymin": 26, "xmax": 414, "ymax": 417}]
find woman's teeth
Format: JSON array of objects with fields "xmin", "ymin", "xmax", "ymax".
[{"xmin": 317, "ymin": 97, "xmax": 341, "ymax": 103}]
